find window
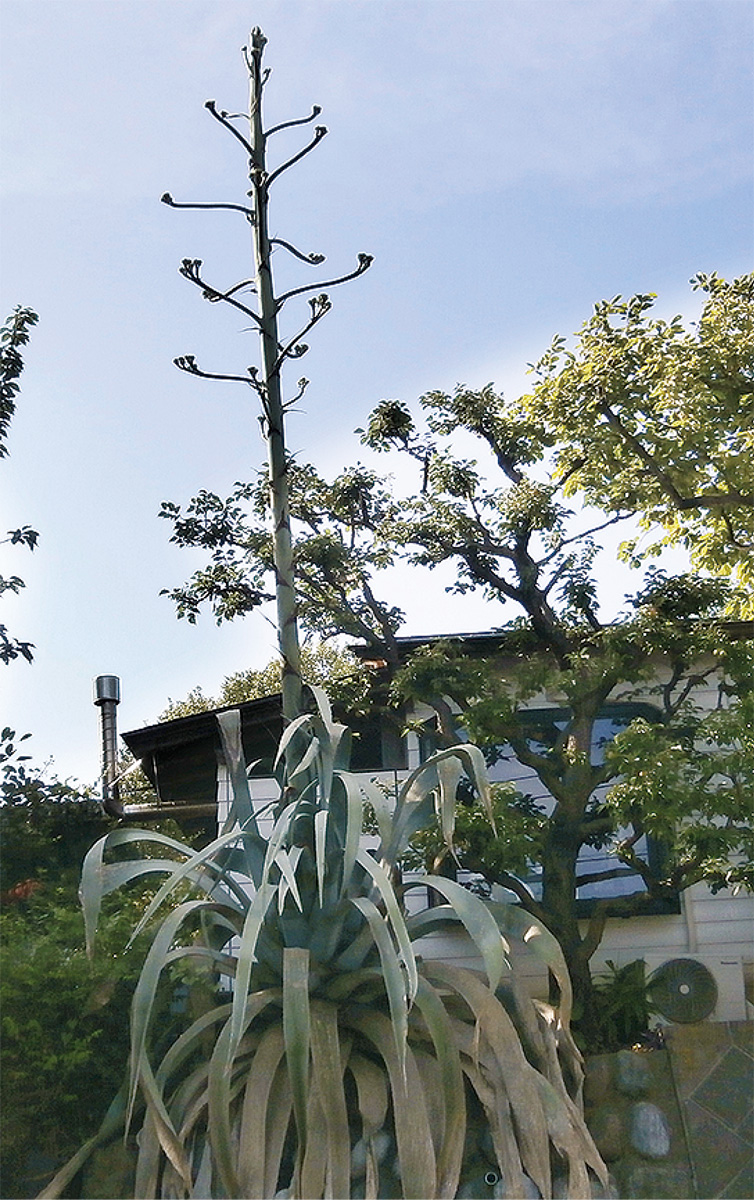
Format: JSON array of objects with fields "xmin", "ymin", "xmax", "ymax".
[{"xmin": 421, "ymin": 703, "xmax": 679, "ymax": 915}]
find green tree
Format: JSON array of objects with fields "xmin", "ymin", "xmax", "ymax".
[
  {"xmin": 1, "ymin": 306, "xmax": 39, "ymax": 664},
  {"xmin": 159, "ymin": 640, "xmax": 371, "ymax": 721},
  {"xmin": 358, "ymin": 381, "xmax": 753, "ymax": 1036},
  {"xmin": 524, "ymin": 272, "xmax": 754, "ymax": 598}
]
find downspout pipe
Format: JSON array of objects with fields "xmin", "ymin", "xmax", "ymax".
[{"xmin": 93, "ymin": 675, "xmax": 123, "ymax": 817}]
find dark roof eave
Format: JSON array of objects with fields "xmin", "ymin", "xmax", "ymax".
[{"xmin": 122, "ymin": 693, "xmax": 282, "ymax": 760}]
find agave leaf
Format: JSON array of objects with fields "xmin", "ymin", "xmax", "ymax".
[
  {"xmin": 299, "ymin": 1093, "xmax": 328, "ymax": 1200},
  {"xmin": 532, "ymin": 1072, "xmax": 605, "ymax": 1197},
  {"xmin": 165, "ymin": 1052, "xmax": 207, "ymax": 1125},
  {"xmin": 388, "ymin": 743, "xmax": 494, "ymax": 862},
  {"xmin": 348, "ymin": 1050, "xmax": 389, "ymax": 1137},
  {"xmin": 272, "ymin": 846, "xmax": 304, "ymax": 912},
  {"xmin": 35, "ymin": 1085, "xmax": 128, "ymax": 1199},
  {"xmin": 262, "ymin": 803, "xmax": 298, "ymax": 880},
  {"xmin": 237, "ymin": 1024, "xmax": 287, "ymax": 1197},
  {"xmin": 315, "ymin": 721, "xmax": 350, "ymax": 806},
  {"xmin": 283, "ymin": 947, "xmax": 311, "ymax": 1169},
  {"xmin": 413, "ymin": 976, "xmax": 467, "ymax": 1199},
  {"xmin": 79, "ymin": 828, "xmax": 197, "ymax": 954},
  {"xmin": 288, "ymin": 733, "xmax": 321, "ymax": 784},
  {"xmin": 487, "ymin": 900, "xmax": 573, "ymax": 1023},
  {"xmin": 276, "ymin": 844, "xmax": 304, "ymax": 914},
  {"xmin": 314, "ymin": 808, "xmax": 328, "ymax": 907},
  {"xmin": 356, "ymin": 847, "xmax": 418, "ymax": 1002},
  {"xmin": 229, "ymin": 881, "xmax": 279, "ymax": 1059},
  {"xmin": 125, "ymin": 828, "xmax": 261, "ymax": 948},
  {"xmin": 191, "ymin": 1139, "xmax": 213, "ymax": 1200},
  {"xmin": 133, "ymin": 1103, "xmax": 161, "ymax": 1200},
  {"xmin": 138, "ymin": 1055, "xmax": 194, "ymax": 1192},
  {"xmin": 422, "ymin": 960, "xmax": 552, "ymax": 1199},
  {"xmin": 216, "ymin": 709, "xmax": 254, "ymax": 812},
  {"xmin": 349, "ymin": 1053, "xmax": 389, "ymax": 1199},
  {"xmin": 307, "ymin": 683, "xmax": 334, "ymax": 727},
  {"xmin": 274, "ymin": 712, "xmax": 313, "ymax": 770},
  {"xmin": 338, "ymin": 772, "xmax": 365, "ymax": 895},
  {"xmin": 128, "ymin": 899, "xmax": 219, "ymax": 1127},
  {"xmin": 352, "ymin": 896, "xmax": 409, "ymax": 1075},
  {"xmin": 155, "ymin": 1002, "xmax": 233, "ymax": 1090},
  {"xmin": 309, "ymin": 1000, "xmax": 350, "ymax": 1199},
  {"xmin": 173, "ymin": 1061, "xmax": 211, "ymax": 1143},
  {"xmin": 346, "ymin": 1010, "xmax": 437, "ymax": 1200},
  {"xmin": 408, "ymin": 875, "xmax": 508, "ymax": 993},
  {"xmin": 436, "ymin": 755, "xmax": 463, "ymax": 850},
  {"xmin": 532, "ymin": 1012, "xmax": 606, "ymax": 1186},
  {"xmin": 263, "ymin": 1064, "xmax": 294, "ymax": 1200},
  {"xmin": 217, "ymin": 710, "xmax": 266, "ymax": 878},
  {"xmin": 79, "ymin": 858, "xmax": 189, "ymax": 956},
  {"xmin": 208, "ymin": 989, "xmax": 282, "ymax": 1200},
  {"xmin": 379, "ymin": 789, "xmax": 436, "ymax": 868},
  {"xmin": 461, "ymin": 1057, "xmax": 526, "ymax": 1200}
]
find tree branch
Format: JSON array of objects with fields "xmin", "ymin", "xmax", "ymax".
[
  {"xmin": 178, "ymin": 259, "xmax": 263, "ymax": 326},
  {"xmin": 265, "ymin": 105, "xmax": 322, "ymax": 138},
  {"xmin": 266, "ymin": 126, "xmax": 328, "ymax": 188},
  {"xmin": 576, "ymin": 865, "xmax": 640, "ymax": 888},
  {"xmin": 276, "ymin": 254, "xmax": 373, "ymax": 308},
  {"xmin": 204, "ymin": 99, "xmax": 254, "ymax": 155},
  {"xmin": 270, "ymin": 237, "xmax": 325, "ymax": 265},
  {"xmin": 160, "ymin": 194, "xmax": 254, "ymax": 223},
  {"xmin": 597, "ymin": 396, "xmax": 754, "ymax": 510}
]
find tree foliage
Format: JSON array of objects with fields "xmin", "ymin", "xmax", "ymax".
[
  {"xmin": 159, "ymin": 640, "xmax": 371, "ymax": 722},
  {"xmin": 361, "ymin": 371, "xmax": 753, "ymax": 1031},
  {"xmin": 0, "ymin": 738, "xmax": 135, "ymax": 1196},
  {"xmin": 525, "ymin": 272, "xmax": 754, "ymax": 597},
  {"xmin": 1, "ymin": 306, "xmax": 39, "ymax": 664},
  {"xmin": 0, "ymin": 735, "xmax": 203, "ymax": 1196},
  {"xmin": 161, "ymin": 463, "xmax": 405, "ymax": 669}
]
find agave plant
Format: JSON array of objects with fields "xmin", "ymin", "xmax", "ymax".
[{"xmin": 41, "ymin": 690, "xmax": 605, "ymax": 1199}]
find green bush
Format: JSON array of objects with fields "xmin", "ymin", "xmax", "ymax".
[
  {"xmin": 0, "ymin": 742, "xmax": 197, "ymax": 1197},
  {"xmin": 0, "ymin": 884, "xmax": 144, "ymax": 1195}
]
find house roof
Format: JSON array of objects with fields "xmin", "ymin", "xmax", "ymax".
[
  {"xmin": 353, "ymin": 621, "xmax": 754, "ymax": 663},
  {"xmin": 121, "ymin": 695, "xmax": 283, "ymax": 809}
]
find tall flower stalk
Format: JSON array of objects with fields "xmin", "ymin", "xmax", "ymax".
[{"xmin": 166, "ymin": 27, "xmax": 372, "ymax": 721}]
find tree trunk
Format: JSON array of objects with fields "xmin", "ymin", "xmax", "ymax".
[{"xmin": 540, "ymin": 808, "xmax": 599, "ymax": 1035}]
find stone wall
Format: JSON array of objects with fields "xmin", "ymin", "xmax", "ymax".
[{"xmin": 584, "ymin": 1021, "xmax": 753, "ymax": 1199}]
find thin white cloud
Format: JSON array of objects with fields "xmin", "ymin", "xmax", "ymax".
[{"xmin": 1, "ymin": 1, "xmax": 749, "ymax": 206}]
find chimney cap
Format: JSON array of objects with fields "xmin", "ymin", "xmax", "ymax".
[{"xmin": 93, "ymin": 675, "xmax": 120, "ymax": 705}]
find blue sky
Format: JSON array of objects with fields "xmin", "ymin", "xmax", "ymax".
[{"xmin": 1, "ymin": 0, "xmax": 752, "ymax": 786}]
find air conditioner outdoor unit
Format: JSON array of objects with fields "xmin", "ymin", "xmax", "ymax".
[{"xmin": 643, "ymin": 953, "xmax": 748, "ymax": 1024}]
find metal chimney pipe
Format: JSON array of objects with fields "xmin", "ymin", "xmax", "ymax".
[{"xmin": 93, "ymin": 675, "xmax": 123, "ymax": 817}]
